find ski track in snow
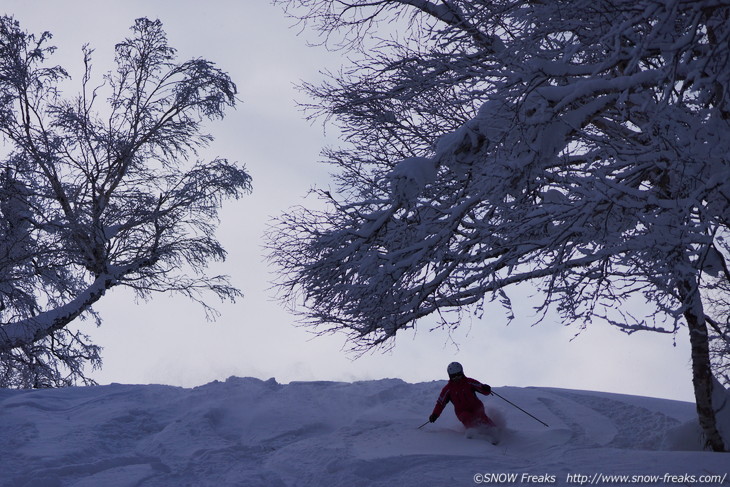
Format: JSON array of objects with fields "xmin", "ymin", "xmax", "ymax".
[{"xmin": 0, "ymin": 378, "xmax": 727, "ymax": 486}]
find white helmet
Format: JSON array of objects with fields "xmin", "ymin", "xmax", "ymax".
[{"xmin": 447, "ymin": 362, "xmax": 463, "ymax": 378}]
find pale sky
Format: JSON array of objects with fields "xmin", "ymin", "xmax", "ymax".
[{"xmin": 5, "ymin": 1, "xmax": 695, "ymax": 402}]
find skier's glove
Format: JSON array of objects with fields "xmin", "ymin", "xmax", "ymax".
[
  {"xmin": 429, "ymin": 414, "xmax": 438, "ymax": 423},
  {"xmin": 484, "ymin": 384, "xmax": 492, "ymax": 395}
]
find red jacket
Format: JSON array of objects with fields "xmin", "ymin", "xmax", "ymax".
[{"xmin": 431, "ymin": 376, "xmax": 495, "ymax": 428}]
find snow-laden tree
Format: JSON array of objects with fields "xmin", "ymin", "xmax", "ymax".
[
  {"xmin": 0, "ymin": 17, "xmax": 251, "ymax": 388},
  {"xmin": 269, "ymin": 0, "xmax": 730, "ymax": 451}
]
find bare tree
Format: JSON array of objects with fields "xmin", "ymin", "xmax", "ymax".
[
  {"xmin": 706, "ymin": 271, "xmax": 730, "ymax": 387},
  {"xmin": 269, "ymin": 0, "xmax": 730, "ymax": 451},
  {"xmin": 0, "ymin": 17, "xmax": 251, "ymax": 387}
]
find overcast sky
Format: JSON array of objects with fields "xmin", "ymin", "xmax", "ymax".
[{"xmin": 4, "ymin": 1, "xmax": 695, "ymax": 402}]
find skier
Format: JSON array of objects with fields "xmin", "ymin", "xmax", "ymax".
[{"xmin": 429, "ymin": 362, "xmax": 499, "ymax": 442}]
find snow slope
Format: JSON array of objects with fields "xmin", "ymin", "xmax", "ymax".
[{"xmin": 0, "ymin": 378, "xmax": 727, "ymax": 486}]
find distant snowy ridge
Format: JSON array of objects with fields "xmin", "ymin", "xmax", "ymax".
[{"xmin": 0, "ymin": 378, "xmax": 727, "ymax": 486}]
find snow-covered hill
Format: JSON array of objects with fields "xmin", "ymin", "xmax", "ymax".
[{"xmin": 0, "ymin": 378, "xmax": 727, "ymax": 486}]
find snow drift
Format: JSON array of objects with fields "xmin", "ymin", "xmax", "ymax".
[{"xmin": 0, "ymin": 378, "xmax": 727, "ymax": 486}]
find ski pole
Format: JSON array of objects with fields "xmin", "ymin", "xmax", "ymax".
[
  {"xmin": 491, "ymin": 391, "xmax": 549, "ymax": 428},
  {"xmin": 417, "ymin": 420, "xmax": 430, "ymax": 429}
]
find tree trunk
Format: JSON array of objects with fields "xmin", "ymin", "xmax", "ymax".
[
  {"xmin": 680, "ymin": 278, "xmax": 727, "ymax": 452},
  {"xmin": 0, "ymin": 273, "xmax": 114, "ymax": 354}
]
